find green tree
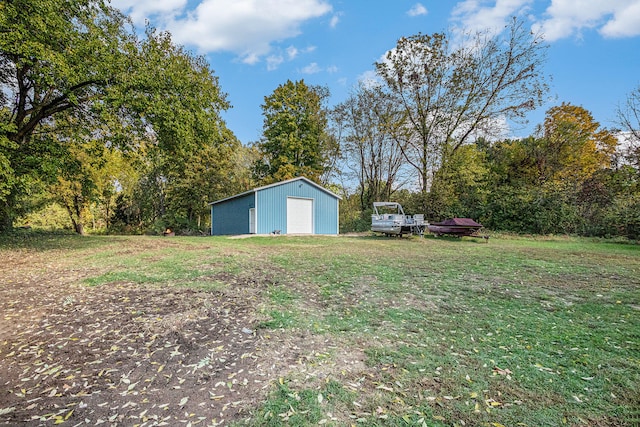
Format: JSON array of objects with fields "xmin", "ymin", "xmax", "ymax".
[
  {"xmin": 163, "ymin": 129, "xmax": 244, "ymax": 232},
  {"xmin": 538, "ymin": 103, "xmax": 617, "ymax": 188},
  {"xmin": 375, "ymin": 18, "xmax": 548, "ymax": 208},
  {"xmin": 481, "ymin": 105, "xmax": 619, "ymax": 235},
  {"xmin": 0, "ymin": 0, "xmax": 233, "ymax": 233},
  {"xmin": 427, "ymin": 143, "xmax": 488, "ymax": 220},
  {"xmin": 103, "ymin": 28, "xmax": 235, "ymax": 234},
  {"xmin": 50, "ymin": 142, "xmax": 103, "ymax": 235},
  {"xmin": 254, "ymin": 79, "xmax": 335, "ymax": 184},
  {"xmin": 0, "ymin": 0, "xmax": 134, "ymax": 231}
]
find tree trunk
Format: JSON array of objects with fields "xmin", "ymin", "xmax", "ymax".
[
  {"xmin": 0, "ymin": 195, "xmax": 16, "ymax": 233},
  {"xmin": 0, "ymin": 207, "xmax": 13, "ymax": 233},
  {"xmin": 75, "ymin": 222, "xmax": 85, "ymax": 235},
  {"xmin": 64, "ymin": 202, "xmax": 79, "ymax": 234},
  {"xmin": 63, "ymin": 198, "xmax": 87, "ymax": 235}
]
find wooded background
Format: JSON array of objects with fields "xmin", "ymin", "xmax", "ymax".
[{"xmin": 2, "ymin": 1, "xmax": 638, "ymax": 238}]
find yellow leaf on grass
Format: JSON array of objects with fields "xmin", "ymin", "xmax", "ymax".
[{"xmin": 492, "ymin": 423, "xmax": 506, "ymax": 427}]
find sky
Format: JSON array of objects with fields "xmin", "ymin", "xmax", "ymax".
[{"xmin": 111, "ymin": 0, "xmax": 640, "ymax": 145}]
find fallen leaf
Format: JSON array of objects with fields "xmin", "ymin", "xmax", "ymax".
[{"xmin": 493, "ymin": 367, "xmax": 512, "ymax": 375}]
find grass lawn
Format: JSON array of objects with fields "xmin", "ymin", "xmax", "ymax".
[{"xmin": 1, "ymin": 232, "xmax": 638, "ymax": 426}]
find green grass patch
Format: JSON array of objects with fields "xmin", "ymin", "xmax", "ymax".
[
  {"xmin": 4, "ymin": 232, "xmax": 638, "ymax": 426},
  {"xmin": 251, "ymin": 380, "xmax": 356, "ymax": 426}
]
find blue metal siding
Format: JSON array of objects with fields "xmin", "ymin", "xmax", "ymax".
[
  {"xmin": 256, "ymin": 180, "xmax": 338, "ymax": 234},
  {"xmin": 313, "ymin": 191, "xmax": 339, "ymax": 234},
  {"xmin": 211, "ymin": 193, "xmax": 254, "ymax": 235}
]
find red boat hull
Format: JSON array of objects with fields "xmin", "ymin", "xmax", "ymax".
[{"xmin": 427, "ymin": 218, "xmax": 483, "ymax": 236}]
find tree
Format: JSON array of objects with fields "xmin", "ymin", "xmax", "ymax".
[
  {"xmin": 479, "ymin": 105, "xmax": 619, "ymax": 235},
  {"xmin": 254, "ymin": 80, "xmax": 334, "ymax": 184},
  {"xmin": 375, "ymin": 18, "xmax": 548, "ymax": 206},
  {"xmin": 333, "ymin": 84, "xmax": 409, "ymax": 212},
  {"xmin": 0, "ymin": 0, "xmax": 233, "ymax": 232},
  {"xmin": 163, "ymin": 129, "xmax": 244, "ymax": 231},
  {"xmin": 102, "ymin": 28, "xmax": 235, "ymax": 234},
  {"xmin": 427, "ymin": 143, "xmax": 488, "ymax": 220},
  {"xmin": 0, "ymin": 0, "xmax": 134, "ymax": 231},
  {"xmin": 616, "ymin": 85, "xmax": 640, "ymax": 168},
  {"xmin": 50, "ymin": 141, "xmax": 104, "ymax": 235},
  {"xmin": 537, "ymin": 103, "xmax": 617, "ymax": 188}
]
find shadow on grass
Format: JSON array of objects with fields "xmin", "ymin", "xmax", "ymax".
[{"xmin": 0, "ymin": 229, "xmax": 114, "ymax": 251}]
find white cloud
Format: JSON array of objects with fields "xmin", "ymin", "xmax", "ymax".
[
  {"xmin": 113, "ymin": 0, "xmax": 332, "ymax": 64},
  {"xmin": 598, "ymin": 1, "xmax": 640, "ymax": 38},
  {"xmin": 357, "ymin": 70, "xmax": 382, "ymax": 88},
  {"xmin": 451, "ymin": 0, "xmax": 533, "ymax": 34},
  {"xmin": 407, "ymin": 3, "xmax": 428, "ymax": 17},
  {"xmin": 296, "ymin": 62, "xmax": 337, "ymax": 74},
  {"xmin": 600, "ymin": 0, "xmax": 640, "ymax": 38},
  {"xmin": 110, "ymin": 0, "xmax": 187, "ymax": 25},
  {"xmin": 266, "ymin": 55, "xmax": 284, "ymax": 71},
  {"xmin": 286, "ymin": 46, "xmax": 299, "ymax": 60},
  {"xmin": 532, "ymin": 0, "xmax": 640, "ymax": 41},
  {"xmin": 300, "ymin": 62, "xmax": 322, "ymax": 74},
  {"xmin": 450, "ymin": 0, "xmax": 640, "ymax": 41},
  {"xmin": 286, "ymin": 45, "xmax": 316, "ymax": 61},
  {"xmin": 263, "ymin": 45, "xmax": 317, "ymax": 71},
  {"xmin": 330, "ymin": 13, "xmax": 342, "ymax": 28}
]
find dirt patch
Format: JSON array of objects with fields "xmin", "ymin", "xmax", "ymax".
[{"xmin": 0, "ymin": 245, "xmax": 332, "ymax": 426}]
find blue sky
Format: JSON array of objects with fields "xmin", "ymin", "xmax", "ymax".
[{"xmin": 112, "ymin": 0, "xmax": 640, "ymax": 144}]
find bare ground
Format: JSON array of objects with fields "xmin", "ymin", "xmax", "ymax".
[{"xmin": 0, "ymin": 240, "xmax": 363, "ymax": 426}]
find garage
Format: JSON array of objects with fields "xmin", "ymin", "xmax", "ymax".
[{"xmin": 209, "ymin": 177, "xmax": 340, "ymax": 235}]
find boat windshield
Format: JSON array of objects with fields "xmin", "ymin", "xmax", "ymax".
[{"xmin": 373, "ymin": 202, "xmax": 405, "ymax": 216}]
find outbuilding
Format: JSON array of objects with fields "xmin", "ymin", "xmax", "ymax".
[{"xmin": 209, "ymin": 177, "xmax": 340, "ymax": 235}]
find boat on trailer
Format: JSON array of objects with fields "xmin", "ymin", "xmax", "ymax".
[
  {"xmin": 371, "ymin": 202, "xmax": 427, "ymax": 236},
  {"xmin": 427, "ymin": 218, "xmax": 483, "ymax": 237}
]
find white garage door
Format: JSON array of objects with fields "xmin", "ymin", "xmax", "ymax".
[{"xmin": 287, "ymin": 197, "xmax": 313, "ymax": 234}]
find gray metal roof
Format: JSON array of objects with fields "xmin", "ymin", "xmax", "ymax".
[{"xmin": 208, "ymin": 176, "xmax": 342, "ymax": 205}]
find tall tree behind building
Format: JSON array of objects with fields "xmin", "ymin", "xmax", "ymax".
[{"xmin": 254, "ymin": 79, "xmax": 337, "ymax": 184}]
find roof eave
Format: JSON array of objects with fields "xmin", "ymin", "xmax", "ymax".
[{"xmin": 208, "ymin": 176, "xmax": 342, "ymax": 205}]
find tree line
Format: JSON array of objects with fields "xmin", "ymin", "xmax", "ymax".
[{"xmin": 2, "ymin": 1, "xmax": 639, "ymax": 238}]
